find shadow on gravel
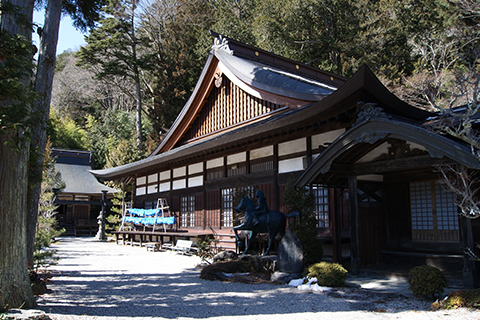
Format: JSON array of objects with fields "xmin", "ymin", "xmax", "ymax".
[{"xmin": 37, "ymin": 268, "xmax": 430, "ymax": 318}]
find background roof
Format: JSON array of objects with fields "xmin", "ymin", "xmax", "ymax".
[{"xmin": 52, "ymin": 149, "xmax": 117, "ymax": 196}]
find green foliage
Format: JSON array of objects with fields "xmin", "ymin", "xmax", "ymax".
[
  {"xmin": 47, "ymin": 109, "xmax": 87, "ymax": 150},
  {"xmin": 140, "ymin": 0, "xmax": 211, "ymax": 133},
  {"xmin": 435, "ymin": 289, "xmax": 480, "ymax": 309},
  {"xmin": 33, "ymin": 216, "xmax": 62, "ymax": 271},
  {"xmin": 304, "ymin": 261, "xmax": 348, "ymax": 287},
  {"xmin": 106, "ymin": 181, "xmax": 132, "ymax": 234},
  {"xmin": 408, "ymin": 265, "xmax": 448, "ymax": 299},
  {"xmin": 34, "ymin": 141, "xmax": 65, "ymax": 271},
  {"xmin": 195, "ymin": 233, "xmax": 220, "ymax": 264},
  {"xmin": 105, "ymin": 138, "xmax": 144, "ymax": 168},
  {"xmin": 283, "ymin": 181, "xmax": 323, "ymax": 267},
  {"xmin": 206, "ymin": 0, "xmax": 257, "ymax": 45},
  {"xmin": 75, "ymin": 0, "xmax": 155, "ymax": 152},
  {"xmin": 0, "ymin": 30, "xmax": 36, "ymax": 137},
  {"xmin": 105, "ymin": 212, "xmax": 121, "ymax": 236},
  {"xmin": 84, "ymin": 109, "xmax": 149, "ymax": 168},
  {"xmin": 75, "ymin": 0, "xmax": 154, "ymax": 80}
]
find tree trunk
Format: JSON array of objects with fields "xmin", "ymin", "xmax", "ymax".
[
  {"xmin": 0, "ymin": 135, "xmax": 36, "ymax": 311},
  {"xmin": 0, "ymin": 0, "xmax": 36, "ymax": 311},
  {"xmin": 135, "ymin": 70, "xmax": 143, "ymax": 153},
  {"xmin": 131, "ymin": 6, "xmax": 143, "ymax": 153},
  {"xmin": 27, "ymin": 0, "xmax": 63, "ymax": 266}
]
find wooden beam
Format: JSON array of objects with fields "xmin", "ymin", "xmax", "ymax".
[
  {"xmin": 54, "ymin": 200, "xmax": 113, "ymax": 206},
  {"xmin": 330, "ymin": 155, "xmax": 447, "ymax": 176},
  {"xmin": 348, "ymin": 175, "xmax": 360, "ymax": 275}
]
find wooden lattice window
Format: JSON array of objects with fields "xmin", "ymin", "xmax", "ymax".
[
  {"xmin": 145, "ymin": 201, "xmax": 153, "ymax": 209},
  {"xmin": 207, "ymin": 167, "xmax": 224, "ymax": 180},
  {"xmin": 410, "ymin": 181, "xmax": 459, "ymax": 242},
  {"xmin": 250, "ymin": 160, "xmax": 274, "ymax": 173},
  {"xmin": 221, "ymin": 188, "xmax": 234, "ymax": 227},
  {"xmin": 227, "ymin": 163, "xmax": 247, "ymax": 177},
  {"xmin": 312, "ymin": 185, "xmax": 329, "ymax": 228},
  {"xmin": 181, "ymin": 196, "xmax": 195, "ymax": 228},
  {"xmin": 221, "ymin": 186, "xmax": 254, "ymax": 227}
]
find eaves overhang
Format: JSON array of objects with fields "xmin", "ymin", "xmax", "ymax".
[
  {"xmin": 294, "ymin": 118, "xmax": 480, "ymax": 188},
  {"xmin": 92, "ymin": 66, "xmax": 438, "ymax": 182}
]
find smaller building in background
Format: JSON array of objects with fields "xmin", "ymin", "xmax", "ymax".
[{"xmin": 52, "ymin": 148, "xmax": 117, "ymax": 236}]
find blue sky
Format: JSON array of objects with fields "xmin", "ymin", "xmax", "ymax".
[{"xmin": 33, "ymin": 10, "xmax": 87, "ymax": 55}]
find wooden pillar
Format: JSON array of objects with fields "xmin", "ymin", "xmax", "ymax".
[
  {"xmin": 459, "ymin": 216, "xmax": 477, "ymax": 288},
  {"xmin": 273, "ymin": 144, "xmax": 279, "ymax": 211},
  {"xmin": 348, "ymin": 176, "xmax": 360, "ymax": 275},
  {"xmin": 331, "ymin": 188, "xmax": 343, "ymax": 264},
  {"xmin": 306, "ymin": 136, "xmax": 312, "ymax": 168},
  {"xmin": 203, "ymin": 161, "xmax": 207, "ymax": 230}
]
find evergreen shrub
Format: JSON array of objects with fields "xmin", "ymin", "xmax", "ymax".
[
  {"xmin": 408, "ymin": 265, "xmax": 448, "ymax": 299},
  {"xmin": 283, "ymin": 181, "xmax": 323, "ymax": 267},
  {"xmin": 196, "ymin": 232, "xmax": 220, "ymax": 264},
  {"xmin": 305, "ymin": 261, "xmax": 348, "ymax": 287}
]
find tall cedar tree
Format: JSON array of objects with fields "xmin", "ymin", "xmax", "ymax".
[
  {"xmin": 76, "ymin": 0, "xmax": 154, "ymax": 153},
  {"xmin": 26, "ymin": 0, "xmax": 103, "ymax": 270},
  {"xmin": 0, "ymin": 0, "xmax": 37, "ymax": 310}
]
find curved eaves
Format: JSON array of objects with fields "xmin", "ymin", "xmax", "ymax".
[
  {"xmin": 214, "ymin": 49, "xmax": 336, "ymax": 102},
  {"xmin": 294, "ymin": 118, "xmax": 480, "ymax": 187}
]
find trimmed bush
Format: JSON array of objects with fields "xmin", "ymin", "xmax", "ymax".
[
  {"xmin": 283, "ymin": 182, "xmax": 323, "ymax": 266},
  {"xmin": 305, "ymin": 262, "xmax": 348, "ymax": 287},
  {"xmin": 408, "ymin": 265, "xmax": 448, "ymax": 299}
]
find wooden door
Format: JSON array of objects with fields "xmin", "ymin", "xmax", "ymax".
[
  {"xmin": 359, "ymin": 205, "xmax": 386, "ymax": 267},
  {"xmin": 66, "ymin": 205, "xmax": 74, "ymax": 223}
]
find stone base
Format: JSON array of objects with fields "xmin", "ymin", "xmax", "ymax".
[{"xmin": 271, "ymin": 271, "xmax": 303, "ymax": 284}]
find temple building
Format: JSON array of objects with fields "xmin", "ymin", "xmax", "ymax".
[
  {"xmin": 53, "ymin": 148, "xmax": 117, "ymax": 236},
  {"xmin": 92, "ymin": 33, "xmax": 480, "ymax": 287}
]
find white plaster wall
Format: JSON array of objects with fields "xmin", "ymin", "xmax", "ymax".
[
  {"xmin": 136, "ymin": 176, "xmax": 146, "ymax": 185},
  {"xmin": 409, "ymin": 142, "xmax": 427, "ymax": 151},
  {"xmin": 160, "ymin": 170, "xmax": 171, "ymax": 180},
  {"xmin": 173, "ymin": 166, "xmax": 186, "ymax": 178},
  {"xmin": 189, "ymin": 162, "xmax": 203, "ymax": 175},
  {"xmin": 279, "ymin": 157, "xmax": 305, "ymax": 173},
  {"xmin": 311, "ymin": 129, "xmax": 345, "ymax": 149},
  {"xmin": 356, "ymin": 140, "xmax": 427, "ymax": 164},
  {"xmin": 188, "ymin": 176, "xmax": 203, "ymax": 188},
  {"xmin": 147, "ymin": 184, "xmax": 158, "ymax": 194},
  {"xmin": 227, "ymin": 152, "xmax": 247, "ymax": 165},
  {"xmin": 148, "ymin": 173, "xmax": 158, "ymax": 183},
  {"xmin": 356, "ymin": 142, "xmax": 389, "ymax": 163},
  {"xmin": 173, "ymin": 179, "xmax": 186, "ymax": 190},
  {"xmin": 159, "ymin": 182, "xmax": 170, "ymax": 192},
  {"xmin": 136, "ymin": 186, "xmax": 146, "ymax": 196},
  {"xmin": 207, "ymin": 157, "xmax": 224, "ymax": 169},
  {"xmin": 278, "ymin": 138, "xmax": 306, "ymax": 156},
  {"xmin": 250, "ymin": 146, "xmax": 274, "ymax": 160}
]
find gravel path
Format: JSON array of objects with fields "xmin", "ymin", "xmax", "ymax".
[{"xmin": 36, "ymin": 237, "xmax": 480, "ymax": 320}]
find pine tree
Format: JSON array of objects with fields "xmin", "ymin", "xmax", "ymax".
[{"xmin": 76, "ymin": 0, "xmax": 154, "ymax": 152}]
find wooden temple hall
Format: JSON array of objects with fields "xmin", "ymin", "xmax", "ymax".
[{"xmin": 92, "ymin": 32, "xmax": 480, "ymax": 287}]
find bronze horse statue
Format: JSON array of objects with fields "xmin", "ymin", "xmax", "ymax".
[{"xmin": 233, "ymin": 196, "xmax": 300, "ymax": 255}]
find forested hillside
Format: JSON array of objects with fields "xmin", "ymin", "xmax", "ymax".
[{"xmin": 49, "ymin": 0, "xmax": 480, "ymax": 169}]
